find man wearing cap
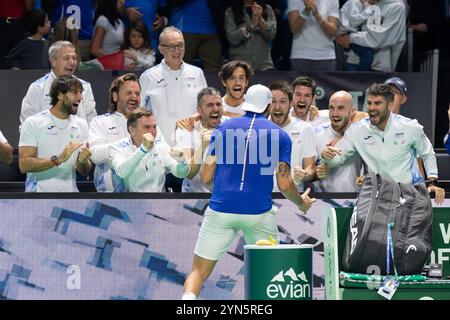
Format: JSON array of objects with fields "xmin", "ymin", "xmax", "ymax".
[
  {"xmin": 181, "ymin": 84, "xmax": 316, "ymax": 300},
  {"xmin": 384, "ymin": 76, "xmax": 407, "ymax": 114}
]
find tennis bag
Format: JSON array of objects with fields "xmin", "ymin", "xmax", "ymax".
[{"xmin": 342, "ymin": 171, "xmax": 433, "ymax": 275}]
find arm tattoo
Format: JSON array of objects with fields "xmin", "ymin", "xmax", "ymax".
[{"xmin": 277, "ymin": 162, "xmax": 290, "ymax": 178}]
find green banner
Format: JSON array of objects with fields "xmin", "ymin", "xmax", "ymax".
[{"xmin": 244, "ymin": 244, "xmax": 313, "ymax": 300}]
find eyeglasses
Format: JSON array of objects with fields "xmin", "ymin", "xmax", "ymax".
[{"xmin": 160, "ymin": 43, "xmax": 185, "ymax": 52}]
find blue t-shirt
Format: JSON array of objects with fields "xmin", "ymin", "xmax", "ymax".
[
  {"xmin": 51, "ymin": 0, "xmax": 94, "ymax": 40},
  {"xmin": 125, "ymin": 0, "xmax": 165, "ymax": 50},
  {"xmin": 170, "ymin": 0, "xmax": 216, "ymax": 34},
  {"xmin": 208, "ymin": 113, "xmax": 292, "ymax": 214}
]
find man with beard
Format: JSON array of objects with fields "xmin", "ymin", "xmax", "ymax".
[
  {"xmin": 20, "ymin": 41, "xmax": 97, "ymax": 128},
  {"xmin": 321, "ymin": 83, "xmax": 444, "ymax": 204},
  {"xmin": 219, "ymin": 60, "xmax": 254, "ymax": 118},
  {"xmin": 174, "ymin": 60, "xmax": 253, "ymax": 132},
  {"xmin": 291, "ymin": 76, "xmax": 329, "ymax": 127},
  {"xmin": 314, "ymin": 91, "xmax": 364, "ymax": 192},
  {"xmin": 175, "ymin": 87, "xmax": 224, "ymax": 192},
  {"xmin": 182, "ymin": 84, "xmax": 316, "ymax": 300},
  {"xmin": 269, "ymin": 80, "xmax": 316, "ymax": 191},
  {"xmin": 88, "ymin": 73, "xmax": 163, "ymax": 192},
  {"xmin": 109, "ymin": 108, "xmax": 189, "ymax": 192},
  {"xmin": 18, "ymin": 76, "xmax": 92, "ymax": 192}
]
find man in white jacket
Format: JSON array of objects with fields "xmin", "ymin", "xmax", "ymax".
[
  {"xmin": 321, "ymin": 83, "xmax": 444, "ymax": 204},
  {"xmin": 336, "ymin": 0, "xmax": 406, "ymax": 72},
  {"xmin": 139, "ymin": 26, "xmax": 207, "ymax": 145},
  {"xmin": 109, "ymin": 108, "xmax": 189, "ymax": 192},
  {"xmin": 20, "ymin": 41, "xmax": 97, "ymax": 128},
  {"xmin": 88, "ymin": 73, "xmax": 139, "ymax": 192}
]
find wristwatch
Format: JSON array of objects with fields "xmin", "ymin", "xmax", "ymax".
[{"xmin": 51, "ymin": 155, "xmax": 61, "ymax": 167}]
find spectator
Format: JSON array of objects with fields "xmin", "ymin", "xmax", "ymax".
[
  {"xmin": 4, "ymin": 9, "xmax": 51, "ymax": 69},
  {"xmin": 270, "ymin": 0, "xmax": 293, "ymax": 70},
  {"xmin": 445, "ymin": 104, "xmax": 450, "ymax": 155},
  {"xmin": 109, "ymin": 108, "xmax": 189, "ymax": 192},
  {"xmin": 139, "ymin": 26, "xmax": 207, "ymax": 145},
  {"xmin": 291, "ymin": 76, "xmax": 329, "ymax": 126},
  {"xmin": 335, "ymin": 0, "xmax": 407, "ymax": 72},
  {"xmin": 43, "ymin": 0, "xmax": 95, "ymax": 61},
  {"xmin": 123, "ymin": 0, "xmax": 168, "ymax": 58},
  {"xmin": 337, "ymin": 0, "xmax": 377, "ymax": 71},
  {"xmin": 88, "ymin": 73, "xmax": 140, "ymax": 192},
  {"xmin": 287, "ymin": 0, "xmax": 339, "ymax": 72},
  {"xmin": 269, "ymin": 80, "xmax": 316, "ymax": 191},
  {"xmin": 219, "ymin": 60, "xmax": 254, "ymax": 117},
  {"xmin": 168, "ymin": 0, "xmax": 225, "ymax": 70},
  {"xmin": 20, "ymin": 40, "xmax": 97, "ymax": 127},
  {"xmin": 321, "ymin": 83, "xmax": 445, "ymax": 204},
  {"xmin": 225, "ymin": 0, "xmax": 277, "ymax": 71},
  {"xmin": 90, "ymin": 0, "xmax": 125, "ymax": 58},
  {"xmin": 384, "ymin": 76, "xmax": 407, "ymax": 114},
  {"xmin": 0, "ymin": 0, "xmax": 34, "ymax": 69},
  {"xmin": 122, "ymin": 20, "xmax": 156, "ymax": 70},
  {"xmin": 18, "ymin": 76, "xmax": 92, "ymax": 192},
  {"xmin": 0, "ymin": 131, "xmax": 14, "ymax": 165},
  {"xmin": 314, "ymin": 91, "xmax": 364, "ymax": 192},
  {"xmin": 175, "ymin": 87, "xmax": 224, "ymax": 192},
  {"xmin": 51, "ymin": 17, "xmax": 81, "ymax": 66}
]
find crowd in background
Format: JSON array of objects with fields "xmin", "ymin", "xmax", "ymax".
[{"xmin": 0, "ymin": 0, "xmax": 449, "ymax": 194}]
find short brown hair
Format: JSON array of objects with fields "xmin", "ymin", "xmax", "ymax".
[
  {"xmin": 366, "ymin": 83, "xmax": 394, "ymax": 103},
  {"xmin": 291, "ymin": 76, "xmax": 317, "ymax": 96},
  {"xmin": 218, "ymin": 60, "xmax": 254, "ymax": 82},
  {"xmin": 127, "ymin": 108, "xmax": 153, "ymax": 132},
  {"xmin": 109, "ymin": 73, "xmax": 140, "ymax": 112},
  {"xmin": 269, "ymin": 80, "xmax": 293, "ymax": 102}
]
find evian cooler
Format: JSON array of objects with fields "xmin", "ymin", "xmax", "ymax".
[{"xmin": 244, "ymin": 244, "xmax": 313, "ymax": 300}]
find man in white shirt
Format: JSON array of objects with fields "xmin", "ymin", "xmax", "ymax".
[
  {"xmin": 139, "ymin": 26, "xmax": 207, "ymax": 145},
  {"xmin": 0, "ymin": 130, "xmax": 13, "ymax": 165},
  {"xmin": 175, "ymin": 87, "xmax": 224, "ymax": 192},
  {"xmin": 321, "ymin": 83, "xmax": 444, "ymax": 204},
  {"xmin": 287, "ymin": 0, "xmax": 339, "ymax": 72},
  {"xmin": 218, "ymin": 60, "xmax": 253, "ymax": 118},
  {"xmin": 291, "ymin": 76, "xmax": 329, "ymax": 126},
  {"xmin": 20, "ymin": 41, "xmax": 97, "ymax": 128},
  {"xmin": 19, "ymin": 76, "xmax": 92, "ymax": 192},
  {"xmin": 269, "ymin": 80, "xmax": 316, "ymax": 191},
  {"xmin": 88, "ymin": 73, "xmax": 141, "ymax": 192},
  {"xmin": 109, "ymin": 108, "xmax": 189, "ymax": 192},
  {"xmin": 314, "ymin": 91, "xmax": 364, "ymax": 192}
]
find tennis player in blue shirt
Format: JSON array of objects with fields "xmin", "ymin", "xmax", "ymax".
[{"xmin": 182, "ymin": 84, "xmax": 316, "ymax": 300}]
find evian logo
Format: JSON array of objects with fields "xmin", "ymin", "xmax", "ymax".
[{"xmin": 266, "ymin": 267, "xmax": 311, "ymax": 299}]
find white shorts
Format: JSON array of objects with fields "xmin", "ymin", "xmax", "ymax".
[{"xmin": 194, "ymin": 206, "xmax": 279, "ymax": 261}]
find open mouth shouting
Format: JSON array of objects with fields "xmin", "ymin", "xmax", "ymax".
[{"xmin": 209, "ymin": 113, "xmax": 221, "ymax": 126}]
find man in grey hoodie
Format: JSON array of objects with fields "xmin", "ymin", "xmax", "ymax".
[{"xmin": 335, "ymin": 0, "xmax": 406, "ymax": 72}]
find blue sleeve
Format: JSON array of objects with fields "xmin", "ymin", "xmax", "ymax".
[
  {"xmin": 279, "ymin": 129, "xmax": 292, "ymax": 168},
  {"xmin": 445, "ymin": 133, "xmax": 450, "ymax": 155}
]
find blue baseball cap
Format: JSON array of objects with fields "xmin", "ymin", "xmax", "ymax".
[{"xmin": 384, "ymin": 77, "xmax": 407, "ymax": 96}]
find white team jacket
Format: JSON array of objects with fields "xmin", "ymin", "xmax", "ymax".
[
  {"xmin": 139, "ymin": 59, "xmax": 207, "ymax": 145},
  {"xmin": 322, "ymin": 113, "xmax": 438, "ymax": 185},
  {"xmin": 20, "ymin": 71, "xmax": 97, "ymax": 127}
]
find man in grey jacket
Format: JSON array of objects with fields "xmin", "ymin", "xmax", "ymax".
[{"xmin": 335, "ymin": 0, "xmax": 406, "ymax": 72}]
